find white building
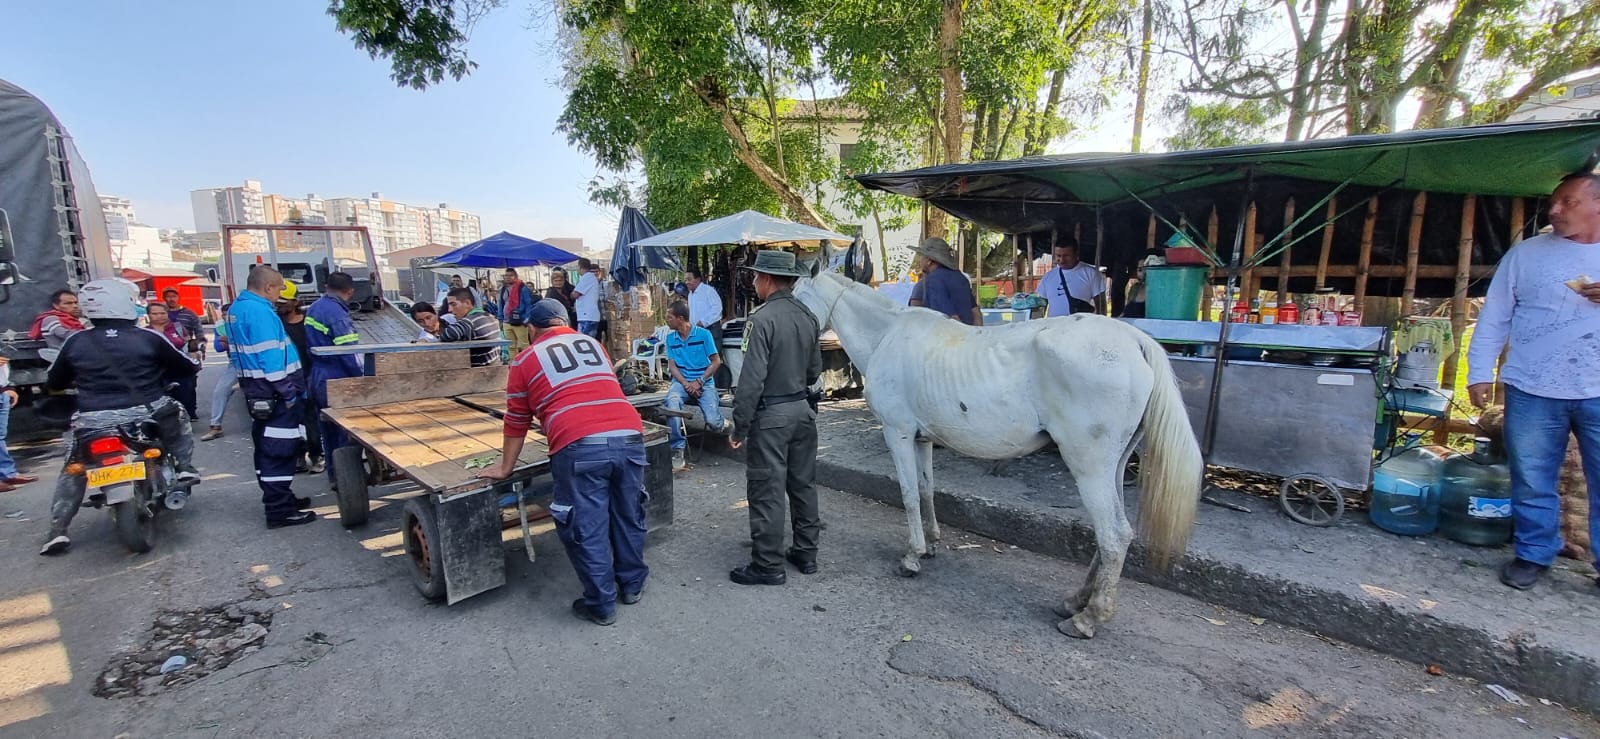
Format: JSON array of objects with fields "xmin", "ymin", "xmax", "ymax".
[
  {"xmin": 102, "ymin": 195, "xmax": 135, "ymax": 242},
  {"xmin": 784, "ymin": 99, "xmax": 923, "ymax": 279},
  {"xmin": 120, "ymin": 224, "xmax": 172, "ymax": 267},
  {"xmin": 191, "ymin": 179, "xmax": 267, "ymax": 251},
  {"xmin": 1507, "ymin": 71, "xmax": 1600, "ymax": 123},
  {"xmin": 324, "ymin": 193, "xmax": 482, "ymax": 254}
]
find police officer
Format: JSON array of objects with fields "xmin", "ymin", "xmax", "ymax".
[
  {"xmin": 728, "ymin": 250, "xmax": 823, "ymax": 585},
  {"xmin": 305, "ymin": 272, "xmax": 363, "ymax": 483},
  {"xmin": 229, "ymin": 266, "xmax": 316, "ymax": 528},
  {"xmin": 480, "ymin": 299, "xmax": 649, "ymax": 625}
]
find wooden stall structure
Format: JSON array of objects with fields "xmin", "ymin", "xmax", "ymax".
[{"xmin": 858, "ymin": 120, "xmax": 1600, "ymax": 445}]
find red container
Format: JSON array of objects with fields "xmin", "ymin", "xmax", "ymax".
[
  {"xmin": 1164, "ymin": 246, "xmax": 1210, "ymax": 266},
  {"xmin": 1341, "ymin": 310, "xmax": 1362, "ymax": 326}
]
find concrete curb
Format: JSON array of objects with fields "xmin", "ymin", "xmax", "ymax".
[{"xmin": 804, "ymin": 455, "xmax": 1600, "ymax": 715}]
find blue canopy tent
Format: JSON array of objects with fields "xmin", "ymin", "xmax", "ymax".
[
  {"xmin": 609, "ymin": 206, "xmax": 681, "ymax": 290},
  {"xmin": 433, "ymin": 231, "xmax": 580, "ymax": 268}
]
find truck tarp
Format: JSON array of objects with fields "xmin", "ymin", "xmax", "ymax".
[{"xmin": 0, "ymin": 78, "xmax": 113, "ymax": 335}]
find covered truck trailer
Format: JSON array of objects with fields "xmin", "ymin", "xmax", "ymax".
[{"xmin": 0, "ymin": 78, "xmax": 116, "ymax": 423}]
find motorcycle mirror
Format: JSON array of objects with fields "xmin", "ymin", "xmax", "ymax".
[{"xmin": 0, "ymin": 209, "xmax": 15, "ymax": 263}]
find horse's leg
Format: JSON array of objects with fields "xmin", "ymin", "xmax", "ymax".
[
  {"xmin": 916, "ymin": 436, "xmax": 939, "ymax": 555},
  {"xmin": 883, "ymin": 428, "xmax": 928, "ymax": 576},
  {"xmin": 1054, "ymin": 441, "xmax": 1133, "ymax": 639},
  {"xmin": 1056, "ymin": 431, "xmax": 1142, "ymax": 619}
]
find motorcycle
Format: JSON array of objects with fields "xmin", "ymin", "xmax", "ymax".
[{"xmin": 64, "ymin": 410, "xmax": 190, "ymax": 553}]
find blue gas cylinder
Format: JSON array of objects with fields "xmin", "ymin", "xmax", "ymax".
[{"xmin": 1369, "ymin": 436, "xmax": 1454, "ymax": 536}]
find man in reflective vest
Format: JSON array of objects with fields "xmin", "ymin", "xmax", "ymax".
[
  {"xmin": 228, "ymin": 267, "xmax": 315, "ymax": 528},
  {"xmin": 480, "ymin": 299, "xmax": 648, "ymax": 626},
  {"xmin": 305, "ymin": 272, "xmax": 363, "ymax": 484}
]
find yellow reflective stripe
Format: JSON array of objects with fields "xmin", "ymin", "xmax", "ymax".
[
  {"xmin": 333, "ymin": 334, "xmax": 360, "ymax": 345},
  {"xmin": 304, "ymin": 316, "xmax": 331, "ymax": 334}
]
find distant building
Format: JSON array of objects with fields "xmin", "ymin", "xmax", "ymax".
[
  {"xmin": 102, "ymin": 195, "xmax": 135, "ymax": 242},
  {"xmin": 782, "ymin": 98, "xmax": 922, "ymax": 277},
  {"xmin": 191, "ymin": 179, "xmax": 267, "ymax": 251},
  {"xmin": 121, "ymin": 224, "xmax": 171, "ymax": 267},
  {"xmin": 324, "ymin": 193, "xmax": 482, "ymax": 255},
  {"xmin": 1507, "ymin": 71, "xmax": 1600, "ymax": 123}
]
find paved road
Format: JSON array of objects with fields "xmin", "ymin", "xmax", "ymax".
[{"xmin": 0, "ymin": 365, "xmax": 1595, "ymax": 738}]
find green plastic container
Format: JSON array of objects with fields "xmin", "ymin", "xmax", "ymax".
[{"xmin": 1143, "ymin": 266, "xmax": 1209, "ymax": 320}]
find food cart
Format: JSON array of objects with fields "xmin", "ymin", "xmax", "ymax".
[{"xmin": 315, "ymin": 342, "xmax": 674, "ymax": 604}]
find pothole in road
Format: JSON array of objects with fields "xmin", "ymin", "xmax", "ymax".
[{"xmin": 94, "ymin": 604, "xmax": 275, "ymax": 699}]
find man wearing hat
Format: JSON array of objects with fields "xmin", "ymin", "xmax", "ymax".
[
  {"xmin": 480, "ymin": 299, "xmax": 650, "ymax": 626},
  {"xmin": 727, "ymin": 250, "xmax": 824, "ymax": 586},
  {"xmin": 908, "ymin": 237, "xmax": 981, "ymax": 325}
]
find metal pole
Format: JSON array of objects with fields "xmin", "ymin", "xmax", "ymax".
[{"xmin": 1200, "ymin": 169, "xmax": 1254, "ymax": 460}]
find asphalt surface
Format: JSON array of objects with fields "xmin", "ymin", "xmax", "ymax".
[{"xmin": 0, "ymin": 362, "xmax": 1595, "ymax": 738}]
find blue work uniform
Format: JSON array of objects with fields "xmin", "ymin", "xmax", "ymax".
[
  {"xmin": 305, "ymin": 294, "xmax": 362, "ymax": 481},
  {"xmin": 227, "ymin": 291, "xmax": 306, "ymax": 524}
]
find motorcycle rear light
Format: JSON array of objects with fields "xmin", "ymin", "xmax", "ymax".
[
  {"xmin": 142, "ymin": 448, "xmax": 162, "ymax": 460},
  {"xmin": 87, "ymin": 437, "xmax": 126, "ymax": 458},
  {"xmin": 65, "ymin": 463, "xmax": 85, "ymax": 475}
]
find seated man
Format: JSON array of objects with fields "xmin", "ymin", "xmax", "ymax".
[
  {"xmin": 663, "ymin": 300, "xmax": 728, "ymax": 471},
  {"xmin": 439, "ymin": 287, "xmax": 504, "ymax": 366}
]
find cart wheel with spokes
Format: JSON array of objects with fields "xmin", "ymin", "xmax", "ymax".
[
  {"xmin": 1121, "ymin": 452, "xmax": 1141, "ymax": 488},
  {"xmin": 1279, "ymin": 474, "xmax": 1345, "ymax": 526},
  {"xmin": 401, "ymin": 498, "xmax": 446, "ymax": 601}
]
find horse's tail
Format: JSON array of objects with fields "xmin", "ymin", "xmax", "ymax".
[{"xmin": 1133, "ymin": 331, "xmax": 1203, "ymax": 569}]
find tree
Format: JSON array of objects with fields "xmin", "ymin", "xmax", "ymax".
[
  {"xmin": 1164, "ymin": 0, "xmax": 1600, "ymax": 140},
  {"xmin": 1161, "ymin": 97, "xmax": 1276, "ymax": 150}
]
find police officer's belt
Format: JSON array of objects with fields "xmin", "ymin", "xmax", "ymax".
[{"xmin": 758, "ymin": 391, "xmax": 808, "ymax": 410}]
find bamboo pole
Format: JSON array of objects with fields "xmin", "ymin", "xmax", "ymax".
[
  {"xmin": 1316, "ymin": 197, "xmax": 1337, "ymax": 289},
  {"xmin": 1241, "ymin": 201, "xmax": 1258, "ymax": 301},
  {"xmin": 1146, "ymin": 213, "xmax": 1157, "ymax": 250},
  {"xmin": 1437, "ymin": 194, "xmax": 1477, "ymax": 443},
  {"xmin": 1510, "ymin": 197, "xmax": 1526, "ymax": 244},
  {"xmin": 1354, "ymin": 196, "xmax": 1378, "ymax": 311},
  {"xmin": 1402, "ymin": 191, "xmax": 1427, "ymax": 316},
  {"xmin": 1205, "ymin": 207, "xmax": 1220, "ymax": 321},
  {"xmin": 1014, "ymin": 234, "xmax": 1025, "ymax": 294},
  {"xmin": 1277, "ymin": 198, "xmax": 1295, "ymax": 304}
]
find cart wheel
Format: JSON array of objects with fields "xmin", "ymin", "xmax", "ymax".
[
  {"xmin": 401, "ymin": 498, "xmax": 446, "ymax": 601},
  {"xmin": 1279, "ymin": 474, "xmax": 1345, "ymax": 526},
  {"xmin": 1122, "ymin": 452, "xmax": 1141, "ymax": 488},
  {"xmin": 333, "ymin": 445, "xmax": 369, "ymax": 528}
]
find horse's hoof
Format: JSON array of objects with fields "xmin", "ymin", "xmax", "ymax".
[
  {"xmin": 898, "ymin": 560, "xmax": 921, "ymax": 577},
  {"xmin": 1056, "ymin": 617, "xmax": 1094, "ymax": 639},
  {"xmin": 920, "ymin": 549, "xmax": 936, "ymax": 560},
  {"xmin": 1051, "ymin": 602, "xmax": 1080, "ymax": 620}
]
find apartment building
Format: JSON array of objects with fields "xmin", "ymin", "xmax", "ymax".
[{"xmin": 191, "ymin": 179, "xmax": 266, "ymax": 251}]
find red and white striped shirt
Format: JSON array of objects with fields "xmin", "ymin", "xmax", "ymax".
[{"xmin": 504, "ymin": 327, "xmax": 642, "ymax": 453}]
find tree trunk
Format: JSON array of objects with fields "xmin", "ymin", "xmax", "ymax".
[
  {"xmin": 929, "ymin": 0, "xmax": 965, "ymax": 239},
  {"xmin": 995, "ymin": 105, "xmax": 1020, "ymax": 158},
  {"xmin": 982, "ymin": 105, "xmax": 1003, "ymax": 160},
  {"xmin": 1284, "ymin": 0, "xmax": 1333, "ymax": 141},
  {"xmin": 969, "ymin": 100, "xmax": 988, "ymax": 161},
  {"xmin": 693, "ymin": 78, "xmax": 831, "ymax": 228},
  {"xmin": 1025, "ymin": 68, "xmax": 1065, "ymax": 156},
  {"xmin": 1131, "ymin": 0, "xmax": 1155, "ymax": 152}
]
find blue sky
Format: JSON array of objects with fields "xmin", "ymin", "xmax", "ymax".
[{"xmin": 0, "ymin": 0, "xmax": 621, "ymax": 251}]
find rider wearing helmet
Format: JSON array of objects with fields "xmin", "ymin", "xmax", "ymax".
[{"xmin": 39, "ymin": 278, "xmax": 202, "ymax": 555}]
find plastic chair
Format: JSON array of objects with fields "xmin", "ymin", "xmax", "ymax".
[{"xmin": 628, "ymin": 326, "xmax": 672, "ymax": 381}]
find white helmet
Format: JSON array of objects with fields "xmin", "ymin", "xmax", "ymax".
[{"xmin": 79, "ymin": 278, "xmax": 141, "ymax": 321}]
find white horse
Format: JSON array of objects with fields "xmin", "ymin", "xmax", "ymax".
[{"xmin": 794, "ymin": 269, "xmax": 1203, "ymax": 638}]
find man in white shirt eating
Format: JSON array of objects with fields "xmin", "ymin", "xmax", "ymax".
[
  {"xmin": 1035, "ymin": 236, "xmax": 1105, "ymax": 316},
  {"xmin": 1467, "ymin": 172, "xmax": 1600, "ymax": 591}
]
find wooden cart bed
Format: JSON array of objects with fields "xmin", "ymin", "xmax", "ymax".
[{"xmin": 322, "ymin": 396, "xmax": 551, "ymax": 494}]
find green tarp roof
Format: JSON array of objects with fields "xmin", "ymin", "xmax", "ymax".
[{"xmin": 855, "ymin": 119, "xmax": 1600, "ymax": 210}]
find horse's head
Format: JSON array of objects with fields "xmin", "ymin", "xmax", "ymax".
[{"xmin": 795, "ymin": 259, "xmax": 847, "ymax": 331}]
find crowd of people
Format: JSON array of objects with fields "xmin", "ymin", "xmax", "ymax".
[{"xmin": 9, "ymin": 249, "xmax": 830, "ymax": 628}]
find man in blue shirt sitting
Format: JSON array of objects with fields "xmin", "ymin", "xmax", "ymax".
[
  {"xmin": 663, "ymin": 301, "xmax": 729, "ymax": 471},
  {"xmin": 908, "ymin": 237, "xmax": 981, "ymax": 325}
]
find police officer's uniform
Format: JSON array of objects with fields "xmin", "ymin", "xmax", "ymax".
[{"xmin": 730, "ymin": 251, "xmax": 823, "ymax": 583}]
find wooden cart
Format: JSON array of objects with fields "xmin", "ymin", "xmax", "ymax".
[{"xmin": 317, "ymin": 344, "xmax": 674, "ymax": 604}]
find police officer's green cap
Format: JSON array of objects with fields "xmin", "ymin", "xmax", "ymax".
[{"xmin": 743, "ymin": 250, "xmax": 811, "ymax": 278}]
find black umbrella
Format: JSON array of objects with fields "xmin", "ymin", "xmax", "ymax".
[{"xmin": 609, "ymin": 206, "xmax": 682, "ymax": 290}]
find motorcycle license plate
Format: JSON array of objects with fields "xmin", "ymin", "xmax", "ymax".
[{"xmin": 87, "ymin": 462, "xmax": 146, "ymax": 487}]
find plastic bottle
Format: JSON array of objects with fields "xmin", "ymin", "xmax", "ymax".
[
  {"xmin": 1369, "ymin": 435, "xmax": 1453, "ymax": 536},
  {"xmin": 1261, "ymin": 301, "xmax": 1278, "ymax": 325},
  {"xmin": 1247, "ymin": 298, "xmax": 1262, "ymax": 323},
  {"xmin": 1230, "ymin": 300, "xmax": 1250, "ymax": 323},
  {"xmin": 1438, "ymin": 437, "xmax": 1513, "ymax": 545},
  {"xmin": 1278, "ymin": 299, "xmax": 1298, "ymax": 326}
]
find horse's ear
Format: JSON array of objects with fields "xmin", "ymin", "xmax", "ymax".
[{"xmin": 810, "ymin": 245, "xmax": 825, "ymax": 278}]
